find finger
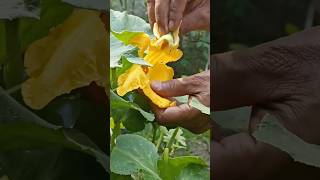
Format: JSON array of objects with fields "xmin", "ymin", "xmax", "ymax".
[
  {"xmin": 155, "ymin": 0, "xmax": 170, "ymax": 35},
  {"xmin": 152, "ymin": 103, "xmax": 211, "ymax": 134},
  {"xmin": 212, "ymin": 133, "xmax": 292, "ymax": 179},
  {"xmin": 180, "ymin": 6, "xmax": 210, "ymax": 34},
  {"xmin": 147, "ymin": 0, "xmax": 156, "ymax": 29},
  {"xmin": 168, "ymin": 0, "xmax": 187, "ymax": 31},
  {"xmin": 151, "ymin": 77, "xmax": 197, "ymax": 98}
]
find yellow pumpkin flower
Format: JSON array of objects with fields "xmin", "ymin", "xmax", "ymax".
[
  {"xmin": 22, "ymin": 9, "xmax": 108, "ymax": 109},
  {"xmin": 116, "ymin": 23, "xmax": 183, "ymax": 108}
]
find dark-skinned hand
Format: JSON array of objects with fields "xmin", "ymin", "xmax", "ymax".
[
  {"xmin": 150, "ymin": 70, "xmax": 211, "ymax": 134},
  {"xmin": 147, "ymin": 0, "xmax": 210, "ymax": 35},
  {"xmin": 212, "ymin": 26, "xmax": 320, "ymax": 180}
]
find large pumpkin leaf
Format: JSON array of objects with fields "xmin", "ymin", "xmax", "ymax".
[
  {"xmin": 0, "ymin": 86, "xmax": 109, "ymax": 172},
  {"xmin": 110, "ymin": 10, "xmax": 151, "ymax": 68},
  {"xmin": 158, "ymin": 156, "xmax": 207, "ymax": 180},
  {"xmin": 110, "ymin": 134, "xmax": 161, "ymax": 180},
  {"xmin": 63, "ymin": 0, "xmax": 108, "ymax": 11},
  {"xmin": 110, "ymin": 33, "xmax": 134, "ymax": 68},
  {"xmin": 253, "ymin": 114, "xmax": 320, "ymax": 168},
  {"xmin": 0, "ymin": 0, "xmax": 40, "ymax": 20},
  {"xmin": 110, "ymin": 9, "xmax": 150, "ymax": 34}
]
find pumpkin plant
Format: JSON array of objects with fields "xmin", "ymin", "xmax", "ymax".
[{"xmin": 110, "ymin": 10, "xmax": 210, "ymax": 180}]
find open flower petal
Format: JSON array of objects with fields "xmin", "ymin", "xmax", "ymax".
[
  {"xmin": 117, "ymin": 65, "xmax": 149, "ymax": 96},
  {"xmin": 145, "ymin": 44, "xmax": 183, "ymax": 65},
  {"xmin": 142, "ymin": 84, "xmax": 176, "ymax": 108},
  {"xmin": 147, "ymin": 63, "xmax": 174, "ymax": 82},
  {"xmin": 129, "ymin": 33, "xmax": 150, "ymax": 57},
  {"xmin": 22, "ymin": 9, "xmax": 108, "ymax": 109}
]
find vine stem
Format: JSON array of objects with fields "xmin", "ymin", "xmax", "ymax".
[
  {"xmin": 166, "ymin": 128, "xmax": 179, "ymax": 152},
  {"xmin": 156, "ymin": 131, "xmax": 164, "ymax": 151},
  {"xmin": 152, "ymin": 123, "xmax": 157, "ymax": 144},
  {"xmin": 110, "ymin": 119, "xmax": 121, "ymax": 151}
]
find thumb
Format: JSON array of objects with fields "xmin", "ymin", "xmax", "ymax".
[{"xmin": 151, "ymin": 78, "xmax": 196, "ymax": 97}]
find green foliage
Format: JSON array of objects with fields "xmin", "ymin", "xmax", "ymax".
[
  {"xmin": 254, "ymin": 114, "xmax": 320, "ymax": 168},
  {"xmin": 0, "ymin": 87, "xmax": 109, "ymax": 172},
  {"xmin": 158, "ymin": 156, "xmax": 207, "ymax": 179},
  {"xmin": 175, "ymin": 96, "xmax": 210, "ymax": 115},
  {"xmin": 111, "ymin": 134, "xmax": 161, "ymax": 180}
]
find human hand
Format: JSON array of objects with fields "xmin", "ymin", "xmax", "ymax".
[
  {"xmin": 147, "ymin": 0, "xmax": 210, "ymax": 35},
  {"xmin": 150, "ymin": 70, "xmax": 211, "ymax": 134},
  {"xmin": 212, "ymin": 26, "xmax": 320, "ymax": 179}
]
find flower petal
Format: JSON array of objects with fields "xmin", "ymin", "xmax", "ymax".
[
  {"xmin": 117, "ymin": 65, "xmax": 149, "ymax": 96},
  {"xmin": 144, "ymin": 45, "xmax": 183, "ymax": 65},
  {"xmin": 129, "ymin": 33, "xmax": 150, "ymax": 57},
  {"xmin": 22, "ymin": 9, "xmax": 107, "ymax": 109},
  {"xmin": 142, "ymin": 84, "xmax": 176, "ymax": 108},
  {"xmin": 147, "ymin": 63, "xmax": 174, "ymax": 82}
]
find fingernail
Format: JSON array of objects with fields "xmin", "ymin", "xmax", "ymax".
[{"xmin": 169, "ymin": 20, "xmax": 174, "ymax": 31}]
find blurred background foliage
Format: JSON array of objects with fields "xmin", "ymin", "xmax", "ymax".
[{"xmin": 212, "ymin": 0, "xmax": 317, "ymax": 53}]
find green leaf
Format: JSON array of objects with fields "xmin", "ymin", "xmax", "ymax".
[
  {"xmin": 19, "ymin": 0, "xmax": 74, "ymax": 51},
  {"xmin": 0, "ymin": 87, "xmax": 109, "ymax": 172},
  {"xmin": 253, "ymin": 114, "xmax": 320, "ymax": 168},
  {"xmin": 110, "ymin": 10, "xmax": 152, "ymax": 68},
  {"xmin": 110, "ymin": 10, "xmax": 151, "ymax": 34},
  {"xmin": 122, "ymin": 52, "xmax": 151, "ymax": 66},
  {"xmin": 0, "ymin": 0, "xmax": 40, "ymax": 20},
  {"xmin": 63, "ymin": 0, "xmax": 108, "ymax": 11},
  {"xmin": 112, "ymin": 30, "xmax": 145, "ymax": 44},
  {"xmin": 213, "ymin": 107, "xmax": 251, "ymax": 132},
  {"xmin": 158, "ymin": 156, "xmax": 207, "ymax": 180},
  {"xmin": 175, "ymin": 96, "xmax": 210, "ymax": 115},
  {"xmin": 110, "ymin": 90, "xmax": 155, "ymax": 122},
  {"xmin": 177, "ymin": 164, "xmax": 209, "ymax": 180},
  {"xmin": 110, "ymin": 33, "xmax": 134, "ymax": 68},
  {"xmin": 110, "ymin": 134, "xmax": 161, "ymax": 180},
  {"xmin": 122, "ymin": 111, "xmax": 145, "ymax": 132}
]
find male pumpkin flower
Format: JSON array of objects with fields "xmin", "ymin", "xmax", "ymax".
[
  {"xmin": 22, "ymin": 9, "xmax": 108, "ymax": 109},
  {"xmin": 116, "ymin": 23, "xmax": 183, "ymax": 108}
]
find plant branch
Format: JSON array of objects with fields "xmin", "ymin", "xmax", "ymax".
[{"xmin": 166, "ymin": 128, "xmax": 179, "ymax": 152}]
